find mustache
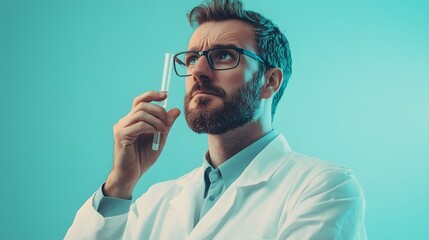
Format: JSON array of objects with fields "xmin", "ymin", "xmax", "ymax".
[{"xmin": 189, "ymin": 83, "xmax": 227, "ymax": 98}]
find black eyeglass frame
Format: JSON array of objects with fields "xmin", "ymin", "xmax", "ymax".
[{"xmin": 173, "ymin": 46, "xmax": 269, "ymax": 77}]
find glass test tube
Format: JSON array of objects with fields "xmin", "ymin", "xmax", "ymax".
[{"xmin": 152, "ymin": 53, "xmax": 174, "ymax": 151}]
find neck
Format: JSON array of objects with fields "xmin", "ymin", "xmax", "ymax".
[{"xmin": 207, "ymin": 121, "xmax": 272, "ymax": 168}]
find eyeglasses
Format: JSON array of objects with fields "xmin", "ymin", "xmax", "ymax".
[{"xmin": 173, "ymin": 46, "xmax": 267, "ymax": 77}]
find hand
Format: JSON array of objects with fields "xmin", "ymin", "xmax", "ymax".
[{"xmin": 104, "ymin": 91, "xmax": 181, "ymax": 199}]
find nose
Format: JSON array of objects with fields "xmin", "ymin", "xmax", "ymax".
[{"xmin": 190, "ymin": 54, "xmax": 214, "ymax": 83}]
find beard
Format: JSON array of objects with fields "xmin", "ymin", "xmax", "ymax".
[{"xmin": 184, "ymin": 75, "xmax": 262, "ymax": 135}]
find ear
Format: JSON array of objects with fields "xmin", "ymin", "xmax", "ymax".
[{"xmin": 260, "ymin": 67, "xmax": 283, "ymax": 99}]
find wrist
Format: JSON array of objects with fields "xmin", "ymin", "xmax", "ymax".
[{"xmin": 104, "ymin": 174, "xmax": 136, "ymax": 199}]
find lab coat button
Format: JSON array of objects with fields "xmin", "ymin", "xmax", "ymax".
[{"xmin": 209, "ymin": 196, "xmax": 215, "ymax": 201}]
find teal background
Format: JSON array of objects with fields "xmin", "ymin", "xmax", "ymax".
[{"xmin": 1, "ymin": 0, "xmax": 428, "ymax": 239}]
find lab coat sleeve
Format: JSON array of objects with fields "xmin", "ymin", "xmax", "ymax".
[
  {"xmin": 64, "ymin": 193, "xmax": 130, "ymax": 240},
  {"xmin": 277, "ymin": 168, "xmax": 367, "ymax": 240}
]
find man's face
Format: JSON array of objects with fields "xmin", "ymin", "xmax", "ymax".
[{"xmin": 184, "ymin": 20, "xmax": 263, "ymax": 134}]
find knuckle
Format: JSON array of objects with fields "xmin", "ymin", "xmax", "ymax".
[
  {"xmin": 137, "ymin": 110, "xmax": 147, "ymax": 119},
  {"xmin": 133, "ymin": 96, "xmax": 139, "ymax": 105},
  {"xmin": 153, "ymin": 106, "xmax": 166, "ymax": 118},
  {"xmin": 113, "ymin": 128, "xmax": 122, "ymax": 139},
  {"xmin": 136, "ymin": 102, "xmax": 144, "ymax": 109},
  {"xmin": 113, "ymin": 122, "xmax": 120, "ymax": 132},
  {"xmin": 137, "ymin": 102, "xmax": 150, "ymax": 113},
  {"xmin": 136, "ymin": 121, "xmax": 146, "ymax": 130}
]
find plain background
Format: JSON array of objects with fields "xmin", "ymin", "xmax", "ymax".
[{"xmin": 1, "ymin": 0, "xmax": 428, "ymax": 239}]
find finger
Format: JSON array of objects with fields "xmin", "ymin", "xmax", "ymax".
[
  {"xmin": 113, "ymin": 120, "xmax": 156, "ymax": 147},
  {"xmin": 129, "ymin": 102, "xmax": 169, "ymax": 124},
  {"xmin": 157, "ymin": 109, "xmax": 182, "ymax": 148},
  {"xmin": 120, "ymin": 121, "xmax": 157, "ymax": 139},
  {"xmin": 123, "ymin": 110, "xmax": 170, "ymax": 133},
  {"xmin": 132, "ymin": 91, "xmax": 167, "ymax": 108},
  {"xmin": 162, "ymin": 109, "xmax": 182, "ymax": 136},
  {"xmin": 166, "ymin": 108, "xmax": 181, "ymax": 125}
]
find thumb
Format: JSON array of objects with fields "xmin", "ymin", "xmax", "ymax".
[{"xmin": 167, "ymin": 108, "xmax": 181, "ymax": 125}]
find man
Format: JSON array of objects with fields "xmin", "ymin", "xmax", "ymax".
[{"xmin": 66, "ymin": 0, "xmax": 366, "ymax": 239}]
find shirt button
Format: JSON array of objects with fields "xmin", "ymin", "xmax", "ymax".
[{"xmin": 209, "ymin": 196, "xmax": 215, "ymax": 201}]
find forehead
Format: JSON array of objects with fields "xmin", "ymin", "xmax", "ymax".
[{"xmin": 188, "ymin": 20, "xmax": 257, "ymax": 51}]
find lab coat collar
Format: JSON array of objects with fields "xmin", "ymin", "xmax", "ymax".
[{"xmin": 234, "ymin": 134, "xmax": 292, "ymax": 188}]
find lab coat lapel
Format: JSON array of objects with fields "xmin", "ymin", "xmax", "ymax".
[
  {"xmin": 190, "ymin": 186, "xmax": 238, "ymax": 239},
  {"xmin": 236, "ymin": 135, "xmax": 292, "ymax": 188},
  {"xmin": 169, "ymin": 168, "xmax": 204, "ymax": 236},
  {"xmin": 190, "ymin": 135, "xmax": 292, "ymax": 239}
]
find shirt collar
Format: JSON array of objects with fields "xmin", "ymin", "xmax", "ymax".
[{"xmin": 202, "ymin": 129, "xmax": 279, "ymax": 190}]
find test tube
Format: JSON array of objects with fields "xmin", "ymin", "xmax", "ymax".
[{"xmin": 152, "ymin": 53, "xmax": 174, "ymax": 151}]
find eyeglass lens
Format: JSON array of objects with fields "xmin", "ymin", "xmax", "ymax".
[{"xmin": 174, "ymin": 48, "xmax": 240, "ymax": 76}]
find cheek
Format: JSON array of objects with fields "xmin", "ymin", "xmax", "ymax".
[
  {"xmin": 185, "ymin": 77, "xmax": 193, "ymax": 94},
  {"xmin": 243, "ymin": 69, "xmax": 258, "ymax": 84},
  {"xmin": 228, "ymin": 55, "xmax": 260, "ymax": 85},
  {"xmin": 243, "ymin": 61, "xmax": 260, "ymax": 83}
]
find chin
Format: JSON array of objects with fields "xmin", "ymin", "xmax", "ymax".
[{"xmin": 191, "ymin": 96, "xmax": 223, "ymax": 109}]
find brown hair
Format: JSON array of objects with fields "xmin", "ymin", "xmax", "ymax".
[{"xmin": 187, "ymin": 0, "xmax": 292, "ymax": 120}]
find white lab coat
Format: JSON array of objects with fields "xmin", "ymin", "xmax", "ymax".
[{"xmin": 66, "ymin": 135, "xmax": 366, "ymax": 239}]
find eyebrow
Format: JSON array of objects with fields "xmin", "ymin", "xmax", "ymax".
[{"xmin": 188, "ymin": 44, "xmax": 239, "ymax": 52}]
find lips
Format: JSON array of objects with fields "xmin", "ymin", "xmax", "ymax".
[
  {"xmin": 189, "ymin": 83, "xmax": 226, "ymax": 100},
  {"xmin": 191, "ymin": 90, "xmax": 219, "ymax": 99}
]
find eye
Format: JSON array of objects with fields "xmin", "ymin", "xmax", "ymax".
[
  {"xmin": 185, "ymin": 53, "xmax": 199, "ymax": 66},
  {"xmin": 211, "ymin": 49, "xmax": 236, "ymax": 62},
  {"xmin": 220, "ymin": 52, "xmax": 232, "ymax": 60}
]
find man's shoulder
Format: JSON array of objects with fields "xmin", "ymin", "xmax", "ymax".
[
  {"xmin": 259, "ymin": 134, "xmax": 356, "ymax": 184},
  {"xmin": 267, "ymin": 134, "xmax": 351, "ymax": 171},
  {"xmin": 281, "ymin": 152, "xmax": 364, "ymax": 199},
  {"xmin": 283, "ymin": 151, "xmax": 357, "ymax": 185},
  {"xmin": 286, "ymin": 151, "xmax": 352, "ymax": 174}
]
